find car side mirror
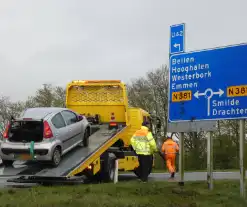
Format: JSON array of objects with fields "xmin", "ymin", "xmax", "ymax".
[{"xmin": 78, "ymin": 115, "xmax": 84, "ymax": 121}]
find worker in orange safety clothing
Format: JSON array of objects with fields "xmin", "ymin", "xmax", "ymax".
[{"xmin": 161, "ymin": 132, "xmax": 179, "ymax": 178}]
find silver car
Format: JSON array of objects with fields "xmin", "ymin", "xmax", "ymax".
[{"xmin": 0, "ymin": 107, "xmax": 91, "ymax": 167}]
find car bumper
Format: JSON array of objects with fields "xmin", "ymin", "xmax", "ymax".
[{"xmin": 0, "ymin": 141, "xmax": 58, "ymax": 162}]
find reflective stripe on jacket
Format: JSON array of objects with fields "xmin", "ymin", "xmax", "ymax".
[
  {"xmin": 161, "ymin": 139, "xmax": 179, "ymax": 155},
  {"xmin": 130, "ymin": 126, "xmax": 158, "ymax": 155}
]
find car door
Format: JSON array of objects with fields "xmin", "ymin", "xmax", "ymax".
[
  {"xmin": 61, "ymin": 110, "xmax": 81, "ymax": 149},
  {"xmin": 50, "ymin": 112, "xmax": 68, "ymax": 153}
]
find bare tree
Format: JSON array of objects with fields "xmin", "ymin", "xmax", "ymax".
[
  {"xmin": 53, "ymin": 86, "xmax": 66, "ymax": 107},
  {"xmin": 34, "ymin": 84, "xmax": 54, "ymax": 107},
  {"xmin": 34, "ymin": 84, "xmax": 65, "ymax": 107},
  {"xmin": 127, "ymin": 65, "xmax": 169, "ymax": 136},
  {"xmin": 24, "ymin": 96, "xmax": 38, "ymax": 108},
  {"xmin": 146, "ymin": 65, "xmax": 169, "ymax": 133},
  {"xmin": 0, "ymin": 96, "xmax": 11, "ymax": 135},
  {"xmin": 0, "ymin": 97, "xmax": 25, "ymax": 135}
]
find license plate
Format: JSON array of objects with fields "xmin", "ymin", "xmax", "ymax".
[{"xmin": 16, "ymin": 154, "xmax": 31, "ymax": 160}]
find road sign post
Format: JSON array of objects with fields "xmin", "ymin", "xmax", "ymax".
[
  {"xmin": 114, "ymin": 159, "xmax": 119, "ymax": 184},
  {"xmin": 178, "ymin": 132, "xmax": 185, "ymax": 186},
  {"xmin": 239, "ymin": 119, "xmax": 245, "ymax": 198},
  {"xmin": 207, "ymin": 131, "xmax": 213, "ymax": 190},
  {"xmin": 170, "ymin": 23, "xmax": 185, "ymax": 55}
]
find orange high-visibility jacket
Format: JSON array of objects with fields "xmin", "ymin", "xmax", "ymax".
[
  {"xmin": 130, "ymin": 126, "xmax": 158, "ymax": 155},
  {"xmin": 161, "ymin": 139, "xmax": 179, "ymax": 155}
]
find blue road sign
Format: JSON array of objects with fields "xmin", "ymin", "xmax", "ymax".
[
  {"xmin": 170, "ymin": 23, "xmax": 185, "ymax": 54},
  {"xmin": 168, "ymin": 43, "xmax": 247, "ymax": 122}
]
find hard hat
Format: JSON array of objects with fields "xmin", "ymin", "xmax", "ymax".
[
  {"xmin": 171, "ymin": 133, "xmax": 179, "ymax": 142},
  {"xmin": 166, "ymin": 132, "xmax": 172, "ymax": 138}
]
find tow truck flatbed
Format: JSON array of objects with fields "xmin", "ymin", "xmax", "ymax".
[
  {"xmin": 36, "ymin": 124, "xmax": 118, "ymax": 177},
  {"xmin": 7, "ymin": 124, "xmax": 127, "ymax": 184}
]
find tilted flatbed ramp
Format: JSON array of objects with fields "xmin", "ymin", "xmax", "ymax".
[{"xmin": 7, "ymin": 124, "xmax": 128, "ymax": 184}]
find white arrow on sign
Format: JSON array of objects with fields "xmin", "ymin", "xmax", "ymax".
[
  {"xmin": 174, "ymin": 43, "xmax": 180, "ymax": 51},
  {"xmin": 193, "ymin": 88, "xmax": 225, "ymax": 116},
  {"xmin": 194, "ymin": 88, "xmax": 224, "ymax": 99},
  {"xmin": 213, "ymin": 89, "xmax": 224, "ymax": 97},
  {"xmin": 194, "ymin": 91, "xmax": 205, "ymax": 99}
]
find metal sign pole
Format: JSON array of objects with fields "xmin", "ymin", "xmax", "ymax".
[
  {"xmin": 239, "ymin": 119, "xmax": 245, "ymax": 198},
  {"xmin": 207, "ymin": 131, "xmax": 213, "ymax": 190},
  {"xmin": 179, "ymin": 132, "xmax": 185, "ymax": 186}
]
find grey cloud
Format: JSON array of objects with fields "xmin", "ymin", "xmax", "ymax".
[{"xmin": 0, "ymin": 0, "xmax": 246, "ymax": 101}]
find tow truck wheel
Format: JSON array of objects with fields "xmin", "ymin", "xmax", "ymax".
[
  {"xmin": 51, "ymin": 147, "xmax": 61, "ymax": 167},
  {"xmin": 101, "ymin": 153, "xmax": 116, "ymax": 182},
  {"xmin": 2, "ymin": 160, "xmax": 14, "ymax": 167},
  {"xmin": 107, "ymin": 160, "xmax": 115, "ymax": 182}
]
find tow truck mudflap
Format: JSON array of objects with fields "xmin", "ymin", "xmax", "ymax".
[{"xmin": 7, "ymin": 175, "xmax": 88, "ymax": 185}]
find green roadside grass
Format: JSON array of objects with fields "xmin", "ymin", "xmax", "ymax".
[{"xmin": 0, "ymin": 180, "xmax": 246, "ymax": 207}]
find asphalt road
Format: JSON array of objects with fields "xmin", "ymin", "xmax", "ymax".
[
  {"xmin": 0, "ymin": 166, "xmax": 246, "ymax": 188},
  {"xmin": 119, "ymin": 171, "xmax": 247, "ymax": 182},
  {"xmin": 0, "ymin": 159, "xmax": 246, "ymax": 188}
]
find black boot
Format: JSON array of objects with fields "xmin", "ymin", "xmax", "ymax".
[{"xmin": 171, "ymin": 172, "xmax": 175, "ymax": 178}]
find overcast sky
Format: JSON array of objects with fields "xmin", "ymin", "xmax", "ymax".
[{"xmin": 0, "ymin": 0, "xmax": 246, "ymax": 101}]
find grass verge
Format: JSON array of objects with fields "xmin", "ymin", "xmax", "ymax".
[{"xmin": 0, "ymin": 180, "xmax": 246, "ymax": 206}]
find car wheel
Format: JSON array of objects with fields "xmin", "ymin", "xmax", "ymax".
[
  {"xmin": 83, "ymin": 129, "xmax": 89, "ymax": 147},
  {"xmin": 78, "ymin": 132, "xmax": 84, "ymax": 147},
  {"xmin": 51, "ymin": 147, "xmax": 61, "ymax": 167},
  {"xmin": 2, "ymin": 160, "xmax": 14, "ymax": 167}
]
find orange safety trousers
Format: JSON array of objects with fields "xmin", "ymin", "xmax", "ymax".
[
  {"xmin": 165, "ymin": 154, "xmax": 176, "ymax": 173},
  {"xmin": 161, "ymin": 140, "xmax": 179, "ymax": 174}
]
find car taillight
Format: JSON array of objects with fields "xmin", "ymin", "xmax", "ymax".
[
  {"xmin": 43, "ymin": 121, "xmax": 53, "ymax": 138},
  {"xmin": 3, "ymin": 123, "xmax": 10, "ymax": 139}
]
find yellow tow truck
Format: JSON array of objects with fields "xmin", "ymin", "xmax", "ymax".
[{"xmin": 8, "ymin": 80, "xmax": 160, "ymax": 184}]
